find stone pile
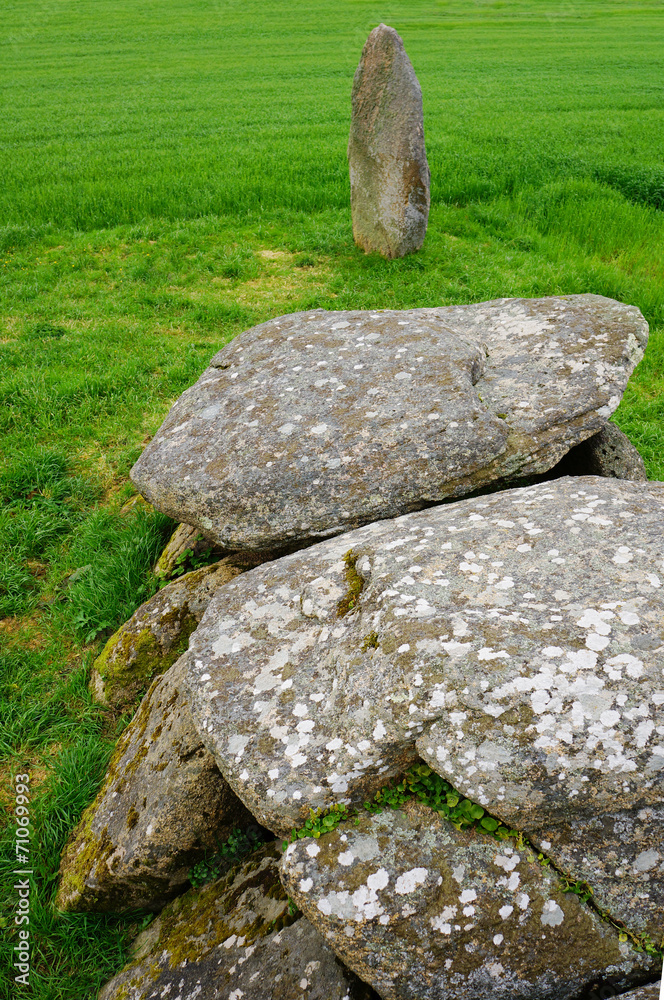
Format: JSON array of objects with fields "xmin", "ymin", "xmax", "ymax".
[{"xmin": 56, "ymin": 296, "xmax": 662, "ymax": 1000}]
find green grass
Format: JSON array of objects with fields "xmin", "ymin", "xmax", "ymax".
[{"xmin": 1, "ymin": 1, "xmax": 663, "ymax": 997}]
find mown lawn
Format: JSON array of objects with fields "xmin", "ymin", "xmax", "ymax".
[{"xmin": 1, "ymin": 1, "xmax": 663, "ymax": 997}]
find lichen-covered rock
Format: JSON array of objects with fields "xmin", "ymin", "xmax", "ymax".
[
  {"xmin": 348, "ymin": 23, "xmax": 430, "ymax": 258},
  {"xmin": 617, "ymin": 983, "xmax": 661, "ymax": 1000},
  {"xmin": 280, "ymin": 801, "xmax": 658, "ymax": 1000},
  {"xmin": 530, "ymin": 804, "xmax": 664, "ymax": 945},
  {"xmin": 130, "ymin": 296, "xmax": 647, "ymax": 552},
  {"xmin": 153, "ymin": 522, "xmax": 224, "ymax": 579},
  {"xmin": 90, "ymin": 556, "xmax": 255, "ymax": 712},
  {"xmin": 181, "ymin": 466, "xmax": 664, "ymax": 943},
  {"xmin": 555, "ymin": 421, "xmax": 647, "ymax": 482},
  {"xmin": 98, "ymin": 842, "xmax": 377, "ymax": 1000},
  {"xmin": 56, "ymin": 659, "xmax": 250, "ymax": 913}
]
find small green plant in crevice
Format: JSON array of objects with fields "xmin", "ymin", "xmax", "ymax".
[
  {"xmin": 168, "ymin": 539, "xmax": 220, "ymax": 579},
  {"xmin": 556, "ymin": 872, "xmax": 594, "ymax": 905},
  {"xmin": 336, "ymin": 549, "xmax": 364, "ymax": 618},
  {"xmin": 189, "ymin": 825, "xmax": 273, "ymax": 887},
  {"xmin": 365, "ymin": 764, "xmax": 521, "ymax": 840},
  {"xmin": 283, "ymin": 763, "xmax": 663, "ymax": 961},
  {"xmin": 283, "ymin": 802, "xmax": 353, "ymax": 848}
]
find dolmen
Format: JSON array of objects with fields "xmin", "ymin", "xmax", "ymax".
[{"xmin": 57, "ymin": 296, "xmax": 662, "ymax": 1000}]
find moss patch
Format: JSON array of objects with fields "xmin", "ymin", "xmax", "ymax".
[
  {"xmin": 361, "ymin": 631, "xmax": 379, "ymax": 651},
  {"xmin": 93, "ymin": 611, "xmax": 197, "ymax": 713},
  {"xmin": 336, "ymin": 549, "xmax": 364, "ymax": 618}
]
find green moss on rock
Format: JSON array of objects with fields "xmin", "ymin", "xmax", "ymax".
[{"xmin": 336, "ymin": 549, "xmax": 364, "ymax": 617}]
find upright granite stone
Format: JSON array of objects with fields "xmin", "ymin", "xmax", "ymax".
[
  {"xmin": 130, "ymin": 296, "xmax": 648, "ymax": 553},
  {"xmin": 56, "ymin": 659, "xmax": 251, "ymax": 913},
  {"xmin": 280, "ymin": 802, "xmax": 658, "ymax": 1000},
  {"xmin": 98, "ymin": 842, "xmax": 378, "ymax": 1000},
  {"xmin": 348, "ymin": 23, "xmax": 430, "ymax": 258}
]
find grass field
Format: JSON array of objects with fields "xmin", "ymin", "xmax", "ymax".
[{"xmin": 1, "ymin": 1, "xmax": 663, "ymax": 996}]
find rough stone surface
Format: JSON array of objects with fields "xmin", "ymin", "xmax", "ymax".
[
  {"xmin": 348, "ymin": 23, "xmax": 430, "ymax": 258},
  {"xmin": 130, "ymin": 296, "xmax": 648, "ymax": 552},
  {"xmin": 98, "ymin": 842, "xmax": 377, "ymax": 1000},
  {"xmin": 280, "ymin": 801, "xmax": 657, "ymax": 1000},
  {"xmin": 90, "ymin": 556, "xmax": 258, "ymax": 712},
  {"xmin": 56, "ymin": 659, "xmax": 250, "ymax": 913},
  {"xmin": 557, "ymin": 421, "xmax": 648, "ymax": 482},
  {"xmin": 154, "ymin": 522, "xmax": 225, "ymax": 579},
  {"xmin": 504, "ymin": 803, "xmax": 664, "ymax": 944},
  {"xmin": 617, "ymin": 984, "xmax": 661, "ymax": 1000},
  {"xmin": 182, "ymin": 475, "xmax": 664, "ymax": 944}
]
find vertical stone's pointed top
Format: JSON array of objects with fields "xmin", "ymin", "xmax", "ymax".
[{"xmin": 348, "ymin": 24, "xmax": 430, "ymax": 258}]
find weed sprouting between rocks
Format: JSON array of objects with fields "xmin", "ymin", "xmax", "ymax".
[{"xmin": 189, "ymin": 824, "xmax": 273, "ymax": 887}]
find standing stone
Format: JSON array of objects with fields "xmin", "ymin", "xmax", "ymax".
[{"xmin": 348, "ymin": 24, "xmax": 430, "ymax": 258}]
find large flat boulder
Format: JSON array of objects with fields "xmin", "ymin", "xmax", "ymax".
[
  {"xmin": 348, "ymin": 23, "xmax": 430, "ymax": 258},
  {"xmin": 99, "ymin": 842, "xmax": 377, "ymax": 1000},
  {"xmin": 130, "ymin": 296, "xmax": 647, "ymax": 552},
  {"xmin": 280, "ymin": 801, "xmax": 658, "ymax": 1000},
  {"xmin": 56, "ymin": 658, "xmax": 251, "ymax": 913},
  {"xmin": 182, "ymin": 475, "xmax": 664, "ymax": 945}
]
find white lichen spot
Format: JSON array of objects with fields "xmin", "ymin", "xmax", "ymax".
[
  {"xmin": 373, "ymin": 719, "xmax": 387, "ymax": 740},
  {"xmin": 367, "ymin": 868, "xmax": 390, "ymax": 891},
  {"xmin": 494, "ymin": 855, "xmax": 519, "ymax": 872},
  {"xmin": 541, "ymin": 900, "xmax": 565, "ymax": 926},
  {"xmin": 395, "ymin": 868, "xmax": 428, "ymax": 895}
]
